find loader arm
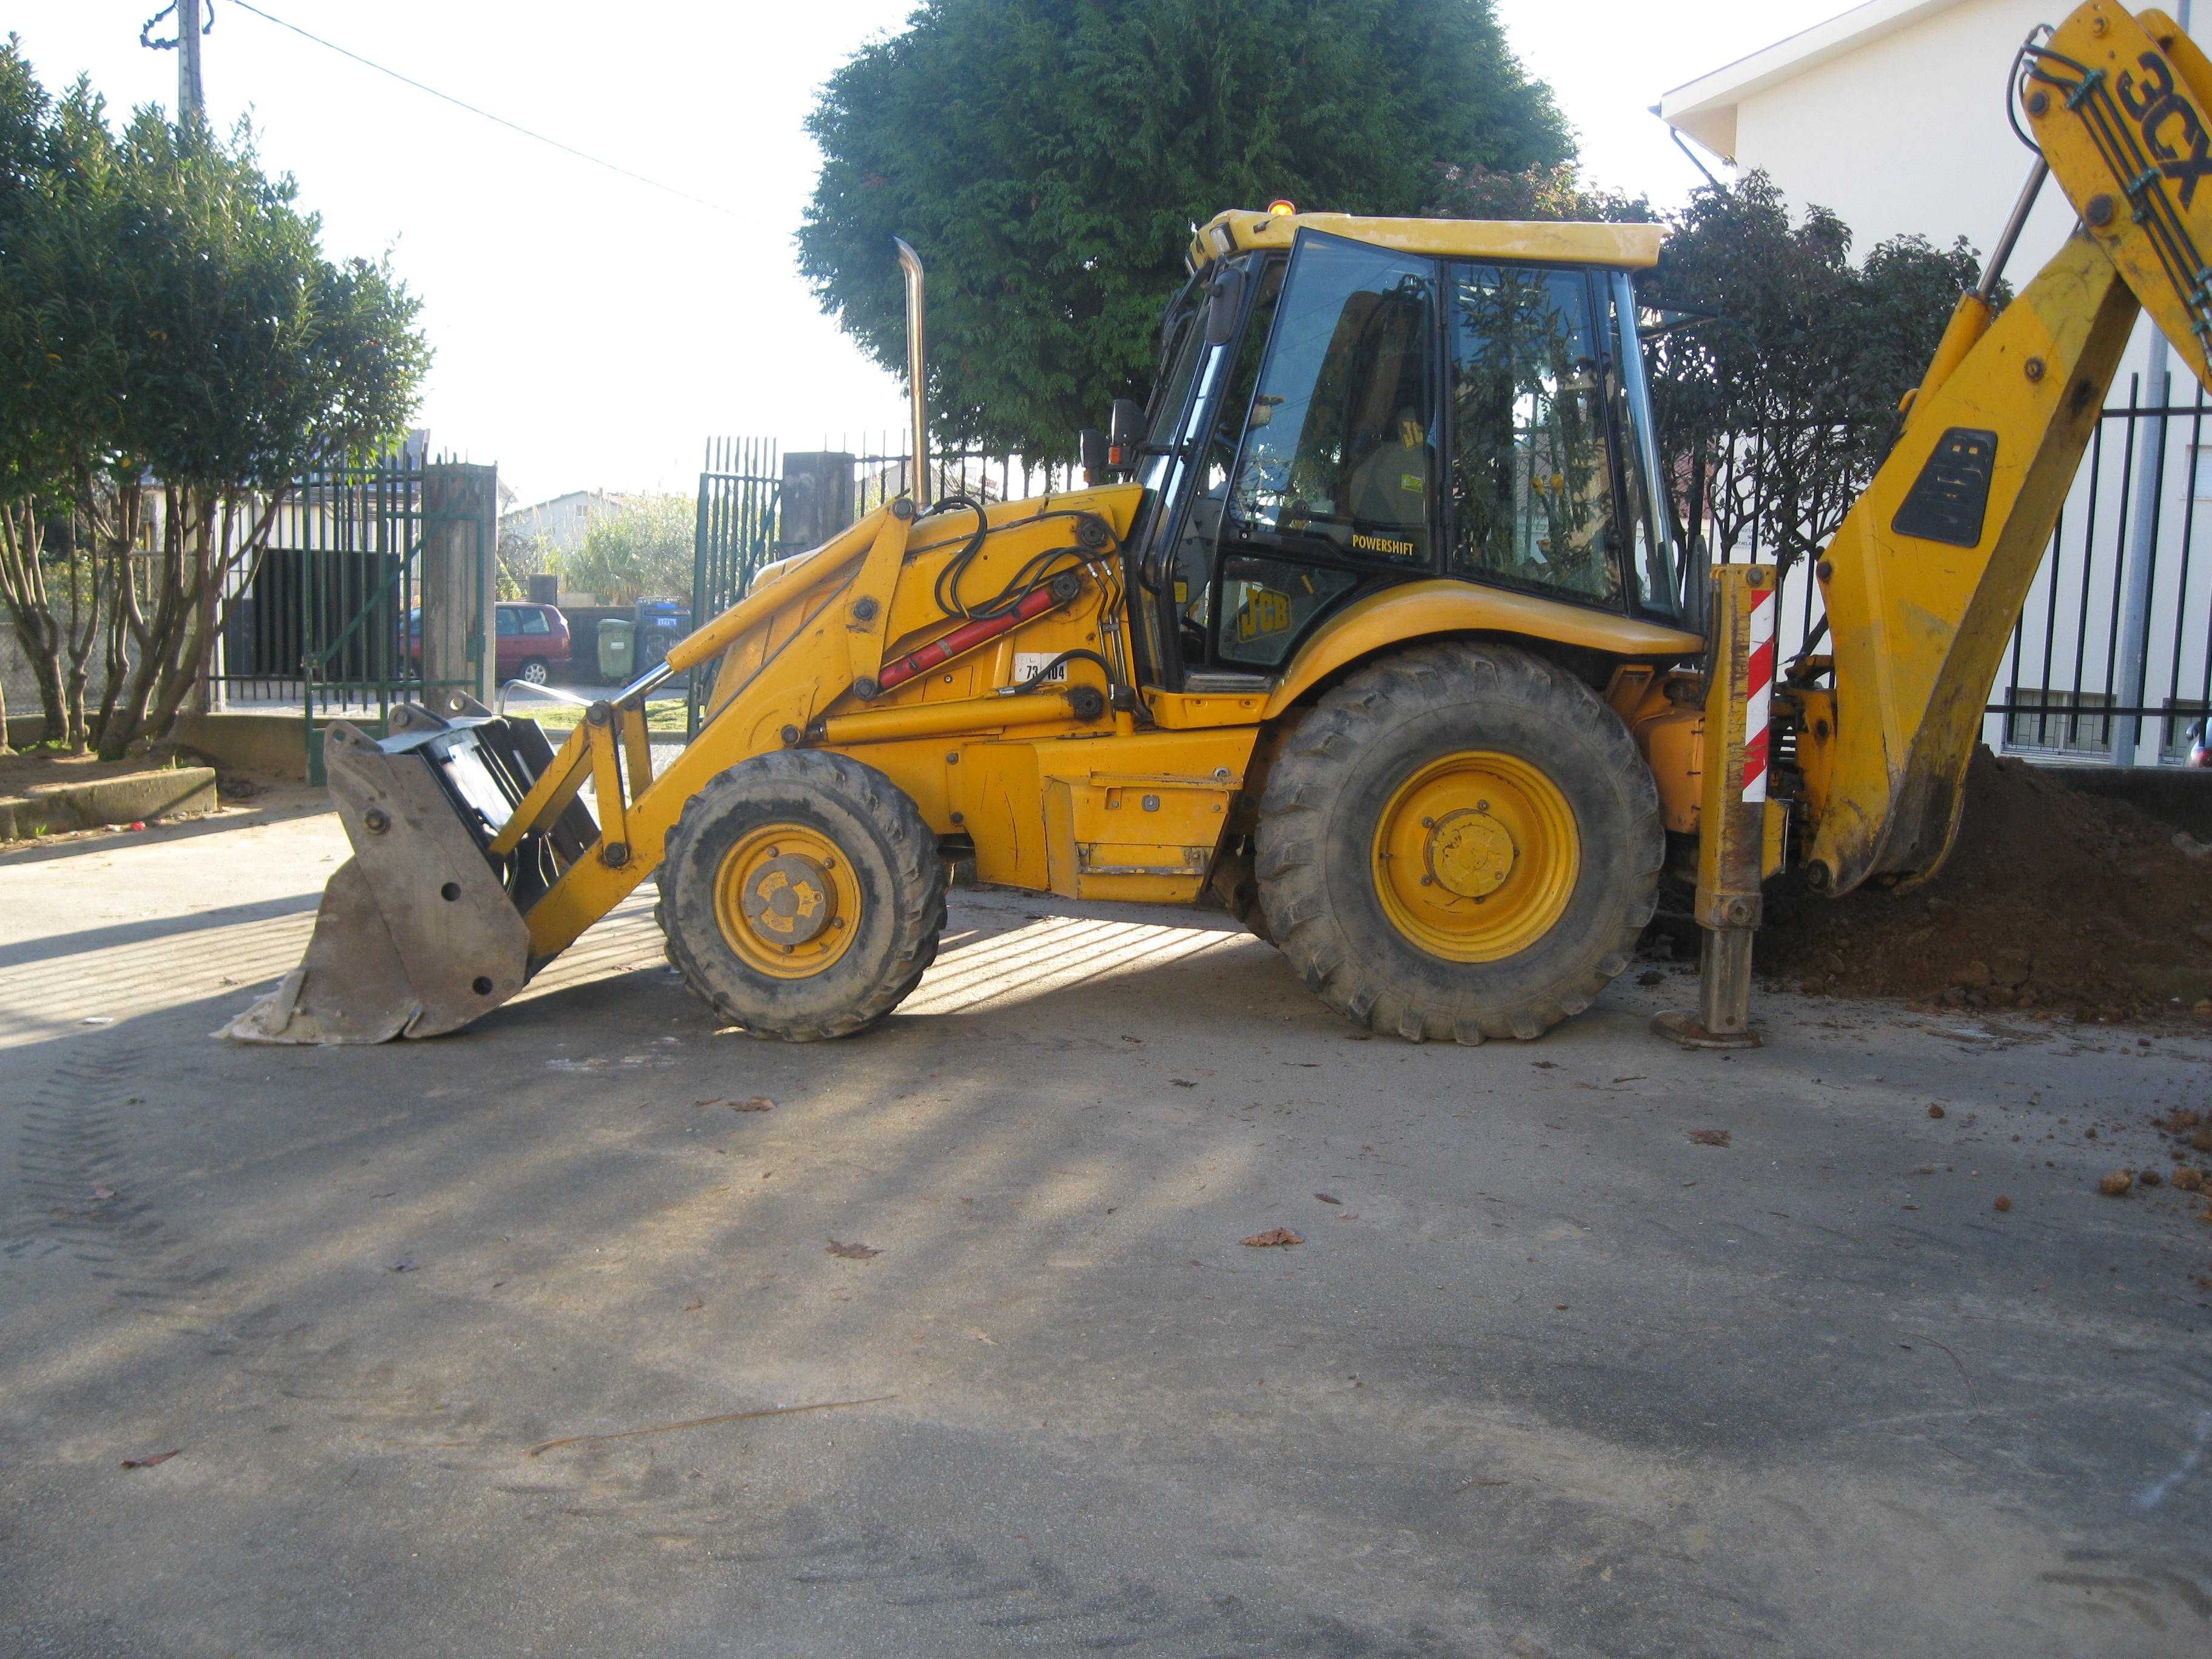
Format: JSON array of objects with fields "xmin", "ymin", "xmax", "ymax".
[{"xmin": 1803, "ymin": 1, "xmax": 2212, "ymax": 895}]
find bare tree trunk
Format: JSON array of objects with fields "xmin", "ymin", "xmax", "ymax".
[{"xmin": 0, "ymin": 500, "xmax": 67, "ymax": 748}]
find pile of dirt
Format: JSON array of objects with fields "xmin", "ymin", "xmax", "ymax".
[{"xmin": 1761, "ymin": 746, "xmax": 2212, "ymax": 1024}]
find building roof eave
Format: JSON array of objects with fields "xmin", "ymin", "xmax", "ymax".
[{"xmin": 1658, "ymin": 0, "xmax": 1968, "ymax": 142}]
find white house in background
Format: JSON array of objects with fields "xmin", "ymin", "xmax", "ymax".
[
  {"xmin": 1660, "ymin": 0, "xmax": 2211, "ymax": 766},
  {"xmin": 500, "ymin": 489, "xmax": 639, "ymax": 556}
]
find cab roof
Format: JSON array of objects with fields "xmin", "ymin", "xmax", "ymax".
[{"xmin": 1186, "ymin": 209, "xmax": 1666, "ymax": 273}]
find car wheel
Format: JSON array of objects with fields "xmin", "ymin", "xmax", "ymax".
[{"xmin": 517, "ymin": 657, "xmax": 551, "ymax": 686}]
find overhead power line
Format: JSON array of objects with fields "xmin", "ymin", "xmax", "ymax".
[{"xmin": 228, "ymin": 0, "xmax": 739, "ymax": 217}]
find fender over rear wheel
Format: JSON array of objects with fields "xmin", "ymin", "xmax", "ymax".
[
  {"xmin": 657, "ymin": 751, "xmax": 947, "ymax": 1040},
  {"xmin": 1255, "ymin": 642, "xmax": 1661, "ymax": 1043}
]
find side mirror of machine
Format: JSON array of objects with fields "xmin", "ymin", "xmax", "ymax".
[
  {"xmin": 1107, "ymin": 397, "xmax": 1144, "ymax": 474},
  {"xmin": 1078, "ymin": 427, "xmax": 1110, "ymax": 486},
  {"xmin": 1202, "ymin": 263, "xmax": 1247, "ymax": 346},
  {"xmin": 1681, "ymin": 535, "xmax": 1712, "ymax": 640}
]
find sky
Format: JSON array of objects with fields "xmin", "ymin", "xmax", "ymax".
[{"xmin": 10, "ymin": 1, "xmax": 1847, "ymax": 506}]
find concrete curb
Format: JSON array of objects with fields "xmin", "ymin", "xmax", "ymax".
[{"xmin": 0, "ymin": 766, "xmax": 218, "ymax": 840}]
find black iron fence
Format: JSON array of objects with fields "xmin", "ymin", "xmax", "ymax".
[
  {"xmin": 214, "ymin": 452, "xmax": 493, "ymax": 780},
  {"xmin": 216, "ymin": 458, "xmax": 424, "ymax": 711},
  {"xmin": 1691, "ymin": 377, "xmax": 2211, "ymax": 766}
]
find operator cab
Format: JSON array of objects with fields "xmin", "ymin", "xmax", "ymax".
[{"xmin": 1126, "ymin": 209, "xmax": 1684, "ymax": 690}]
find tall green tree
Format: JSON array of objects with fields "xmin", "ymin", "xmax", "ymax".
[
  {"xmin": 0, "ymin": 36, "xmax": 430, "ymax": 756},
  {"xmin": 800, "ymin": 0, "xmax": 1569, "ymax": 460}
]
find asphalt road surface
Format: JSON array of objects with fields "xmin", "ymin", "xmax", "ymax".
[{"xmin": 3, "ymin": 795, "xmax": 2209, "ymax": 1657}]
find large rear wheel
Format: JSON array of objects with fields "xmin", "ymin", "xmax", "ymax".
[
  {"xmin": 1255, "ymin": 642, "xmax": 1660, "ymax": 1043},
  {"xmin": 657, "ymin": 751, "xmax": 946, "ymax": 1040}
]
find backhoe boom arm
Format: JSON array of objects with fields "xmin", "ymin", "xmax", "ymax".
[{"xmin": 1804, "ymin": 2, "xmax": 2212, "ymax": 894}]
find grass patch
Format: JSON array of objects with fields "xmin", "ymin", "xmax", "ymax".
[{"xmin": 521, "ymin": 698, "xmax": 691, "ymax": 739}]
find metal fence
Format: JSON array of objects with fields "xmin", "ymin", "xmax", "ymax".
[
  {"xmin": 215, "ymin": 459, "xmax": 424, "ymax": 712},
  {"xmin": 214, "ymin": 453, "xmax": 492, "ymax": 779},
  {"xmin": 1692, "ymin": 380, "xmax": 2212, "ymax": 767}
]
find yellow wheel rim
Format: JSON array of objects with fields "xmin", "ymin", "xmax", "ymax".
[
  {"xmin": 712, "ymin": 822, "xmax": 862, "ymax": 980},
  {"xmin": 1370, "ymin": 751, "xmax": 1580, "ymax": 962}
]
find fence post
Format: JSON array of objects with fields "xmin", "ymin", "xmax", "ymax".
[
  {"xmin": 2113, "ymin": 367, "xmax": 2170, "ymax": 763},
  {"xmin": 777, "ymin": 452, "xmax": 857, "ymax": 557},
  {"xmin": 421, "ymin": 462, "xmax": 498, "ymax": 706}
]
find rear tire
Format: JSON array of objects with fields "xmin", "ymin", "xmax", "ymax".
[
  {"xmin": 1255, "ymin": 642, "xmax": 1660, "ymax": 1044},
  {"xmin": 517, "ymin": 657, "xmax": 551, "ymax": 685},
  {"xmin": 657, "ymin": 751, "xmax": 947, "ymax": 1040}
]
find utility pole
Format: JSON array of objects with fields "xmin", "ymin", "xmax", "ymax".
[{"xmin": 177, "ymin": 0, "xmax": 206, "ymax": 126}]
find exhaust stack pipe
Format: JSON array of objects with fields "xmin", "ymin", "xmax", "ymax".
[{"xmin": 893, "ymin": 236, "xmax": 930, "ymax": 509}]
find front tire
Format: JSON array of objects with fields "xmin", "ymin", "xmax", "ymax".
[
  {"xmin": 657, "ymin": 751, "xmax": 947, "ymax": 1040},
  {"xmin": 517, "ymin": 657, "xmax": 551, "ymax": 685},
  {"xmin": 1255, "ymin": 642, "xmax": 1660, "ymax": 1044}
]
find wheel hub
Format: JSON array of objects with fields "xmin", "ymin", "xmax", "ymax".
[
  {"xmin": 1370, "ymin": 751, "xmax": 1580, "ymax": 962},
  {"xmin": 739, "ymin": 851, "xmax": 836, "ymax": 946},
  {"xmin": 1427, "ymin": 808, "xmax": 1515, "ymax": 898},
  {"xmin": 712, "ymin": 823, "xmax": 862, "ymax": 979}
]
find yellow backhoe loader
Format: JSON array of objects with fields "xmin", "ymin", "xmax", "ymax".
[{"xmin": 228, "ymin": 2, "xmax": 2212, "ymax": 1050}]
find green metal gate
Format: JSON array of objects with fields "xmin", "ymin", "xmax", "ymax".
[
  {"xmin": 217, "ymin": 457, "xmax": 493, "ymax": 782},
  {"xmin": 690, "ymin": 437, "xmax": 780, "ymax": 735}
]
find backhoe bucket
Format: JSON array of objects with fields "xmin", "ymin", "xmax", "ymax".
[{"xmin": 223, "ymin": 700, "xmax": 545, "ymax": 1044}]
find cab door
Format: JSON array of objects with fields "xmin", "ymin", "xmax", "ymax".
[{"xmin": 1144, "ymin": 232, "xmax": 1443, "ymax": 683}]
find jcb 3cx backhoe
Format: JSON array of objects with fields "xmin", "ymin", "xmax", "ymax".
[{"xmin": 230, "ymin": 2, "xmax": 2212, "ymax": 1050}]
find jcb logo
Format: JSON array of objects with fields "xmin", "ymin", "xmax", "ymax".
[
  {"xmin": 2118, "ymin": 51, "xmax": 2212, "ymax": 207},
  {"xmin": 1235, "ymin": 589, "xmax": 1292, "ymax": 640}
]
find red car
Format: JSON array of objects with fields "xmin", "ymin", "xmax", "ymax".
[
  {"xmin": 404, "ymin": 602, "xmax": 571, "ymax": 686},
  {"xmin": 494, "ymin": 602, "xmax": 571, "ymax": 685}
]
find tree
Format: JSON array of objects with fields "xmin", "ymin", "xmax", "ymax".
[
  {"xmin": 801, "ymin": 0, "xmax": 1569, "ymax": 460},
  {"xmin": 564, "ymin": 497, "xmax": 693, "ymax": 607},
  {"xmin": 0, "ymin": 38, "xmax": 430, "ymax": 756},
  {"xmin": 497, "ymin": 525, "xmax": 560, "ymax": 601},
  {"xmin": 0, "ymin": 44, "xmax": 109, "ymax": 752},
  {"xmin": 1635, "ymin": 172, "xmax": 1986, "ymax": 580},
  {"xmin": 1424, "ymin": 159, "xmax": 1654, "ymax": 226}
]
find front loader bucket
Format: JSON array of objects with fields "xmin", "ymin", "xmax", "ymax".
[{"xmin": 223, "ymin": 700, "xmax": 546, "ymax": 1044}]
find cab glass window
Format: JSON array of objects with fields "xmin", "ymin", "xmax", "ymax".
[
  {"xmin": 1168, "ymin": 258, "xmax": 1285, "ymax": 637},
  {"xmin": 1447, "ymin": 264, "xmax": 1622, "ymax": 606},
  {"xmin": 1226, "ymin": 233, "xmax": 1438, "ymax": 567}
]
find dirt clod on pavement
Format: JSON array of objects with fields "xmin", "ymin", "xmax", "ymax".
[
  {"xmin": 1993, "ymin": 1195, "xmax": 2013, "ymax": 1212},
  {"xmin": 1762, "ymin": 748, "xmax": 2212, "ymax": 1022},
  {"xmin": 2099, "ymin": 1170, "xmax": 2135, "ymax": 1197}
]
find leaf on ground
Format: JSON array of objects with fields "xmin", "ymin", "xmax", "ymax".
[
  {"xmin": 1170, "ymin": 1079, "xmax": 1197, "ymax": 1088},
  {"xmin": 1689, "ymin": 1128, "xmax": 1732, "ymax": 1147},
  {"xmin": 1242, "ymin": 1228, "xmax": 1304, "ymax": 1247},
  {"xmin": 826, "ymin": 1239, "xmax": 880, "ymax": 1260},
  {"xmin": 695, "ymin": 1097, "xmax": 775, "ymax": 1111},
  {"xmin": 682, "ymin": 1299, "xmax": 704, "ymax": 1312},
  {"xmin": 1314, "ymin": 1193, "xmax": 1341, "ymax": 1205},
  {"xmin": 119, "ymin": 1449, "xmax": 180, "ymax": 1470},
  {"xmin": 389, "ymin": 1258, "xmax": 417, "ymax": 1272},
  {"xmin": 90, "ymin": 1185, "xmax": 114, "ymax": 1199}
]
